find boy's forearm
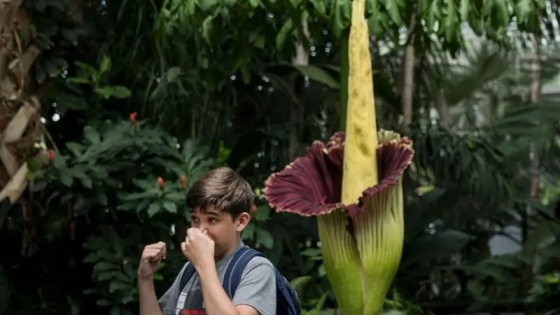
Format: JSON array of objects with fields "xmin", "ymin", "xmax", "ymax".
[
  {"xmin": 138, "ymin": 278, "xmax": 163, "ymax": 315},
  {"xmin": 197, "ymin": 264, "xmax": 239, "ymax": 315}
]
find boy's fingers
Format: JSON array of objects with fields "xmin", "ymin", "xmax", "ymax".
[
  {"xmin": 161, "ymin": 243, "xmax": 167, "ymax": 259},
  {"xmin": 186, "ymin": 228, "xmax": 195, "ymax": 238}
]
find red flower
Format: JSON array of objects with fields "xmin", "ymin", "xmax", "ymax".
[
  {"xmin": 47, "ymin": 149, "xmax": 56, "ymax": 161},
  {"xmin": 129, "ymin": 112, "xmax": 137, "ymax": 125},
  {"xmin": 251, "ymin": 204, "xmax": 257, "ymax": 215},
  {"xmin": 180, "ymin": 175, "xmax": 187, "ymax": 190}
]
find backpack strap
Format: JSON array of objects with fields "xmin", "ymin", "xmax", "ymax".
[
  {"xmin": 179, "ymin": 262, "xmax": 196, "ymax": 291},
  {"xmin": 179, "ymin": 247, "xmax": 301, "ymax": 315},
  {"xmin": 222, "ymin": 246, "xmax": 263, "ymax": 299},
  {"xmin": 274, "ymin": 269, "xmax": 301, "ymax": 315},
  {"xmin": 224, "ymin": 247, "xmax": 302, "ymax": 315}
]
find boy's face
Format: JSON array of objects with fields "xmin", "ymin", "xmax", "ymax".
[{"xmin": 189, "ymin": 207, "xmax": 250, "ymax": 260}]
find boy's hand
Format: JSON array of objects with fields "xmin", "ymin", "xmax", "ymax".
[
  {"xmin": 182, "ymin": 228, "xmax": 215, "ymax": 269},
  {"xmin": 138, "ymin": 242, "xmax": 166, "ymax": 280}
]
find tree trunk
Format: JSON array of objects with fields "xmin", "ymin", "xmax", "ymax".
[
  {"xmin": 521, "ymin": 35, "xmax": 542, "ymax": 299},
  {"xmin": 422, "ymin": 54, "xmax": 451, "ymax": 128},
  {"xmin": 288, "ymin": 19, "xmax": 309, "ymax": 160},
  {"xmin": 0, "ymin": 0, "xmax": 43, "ymax": 204},
  {"xmin": 400, "ymin": 8, "xmax": 417, "ymax": 134}
]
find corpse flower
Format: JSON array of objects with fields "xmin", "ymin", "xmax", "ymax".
[
  {"xmin": 264, "ymin": 131, "xmax": 413, "ymax": 314},
  {"xmin": 263, "ymin": 0, "xmax": 414, "ymax": 314}
]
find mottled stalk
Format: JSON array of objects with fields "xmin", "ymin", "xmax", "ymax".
[
  {"xmin": 353, "ymin": 179, "xmax": 405, "ymax": 314},
  {"xmin": 318, "ymin": 212, "xmax": 364, "ymax": 315}
]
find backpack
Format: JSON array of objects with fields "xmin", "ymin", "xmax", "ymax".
[{"xmin": 179, "ymin": 246, "xmax": 301, "ymax": 315}]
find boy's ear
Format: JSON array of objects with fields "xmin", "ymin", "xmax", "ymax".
[{"xmin": 235, "ymin": 212, "xmax": 251, "ymax": 232}]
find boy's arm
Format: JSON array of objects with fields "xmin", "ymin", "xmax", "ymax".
[
  {"xmin": 139, "ymin": 278, "xmax": 163, "ymax": 315},
  {"xmin": 197, "ymin": 257, "xmax": 276, "ymax": 315},
  {"xmin": 231, "ymin": 257, "xmax": 276, "ymax": 315},
  {"xmin": 139, "ymin": 263, "xmax": 187, "ymax": 315},
  {"xmin": 197, "ymin": 264, "xmax": 249, "ymax": 315}
]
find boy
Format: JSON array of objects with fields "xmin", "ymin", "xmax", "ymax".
[{"xmin": 138, "ymin": 167, "xmax": 277, "ymax": 315}]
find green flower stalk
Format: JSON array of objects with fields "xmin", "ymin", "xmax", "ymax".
[{"xmin": 263, "ymin": 0, "xmax": 414, "ymax": 314}]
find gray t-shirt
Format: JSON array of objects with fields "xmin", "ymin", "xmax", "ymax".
[{"xmin": 158, "ymin": 244, "xmax": 276, "ymax": 315}]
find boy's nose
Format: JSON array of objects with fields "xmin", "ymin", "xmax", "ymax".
[{"xmin": 198, "ymin": 225, "xmax": 209, "ymax": 234}]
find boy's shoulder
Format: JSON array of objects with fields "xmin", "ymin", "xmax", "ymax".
[{"xmin": 240, "ymin": 254, "xmax": 276, "ymax": 276}]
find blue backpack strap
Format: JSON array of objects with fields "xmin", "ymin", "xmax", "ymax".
[
  {"xmin": 222, "ymin": 246, "xmax": 262, "ymax": 299},
  {"xmin": 179, "ymin": 262, "xmax": 196, "ymax": 291},
  {"xmin": 222, "ymin": 247, "xmax": 301, "ymax": 315},
  {"xmin": 274, "ymin": 270, "xmax": 301, "ymax": 315}
]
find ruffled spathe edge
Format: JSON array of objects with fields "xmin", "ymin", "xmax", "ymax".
[
  {"xmin": 263, "ymin": 139, "xmax": 345, "ymax": 217},
  {"xmin": 346, "ymin": 133, "xmax": 414, "ymax": 216},
  {"xmin": 263, "ymin": 131, "xmax": 414, "ymax": 217}
]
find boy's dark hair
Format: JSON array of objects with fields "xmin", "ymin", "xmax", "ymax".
[{"xmin": 186, "ymin": 167, "xmax": 254, "ymax": 218}]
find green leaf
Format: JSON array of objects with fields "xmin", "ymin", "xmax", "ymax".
[
  {"xmin": 75, "ymin": 61, "xmax": 98, "ymax": 79},
  {"xmin": 166, "ymin": 67, "xmax": 181, "ymax": 82},
  {"xmin": 256, "ymin": 228, "xmax": 274, "ymax": 248},
  {"xmin": 147, "ymin": 203, "xmax": 160, "ymax": 217},
  {"xmin": 254, "ymin": 205, "xmax": 270, "ymax": 221},
  {"xmin": 201, "ymin": 16, "xmax": 214, "ymax": 44},
  {"xmin": 333, "ymin": 0, "xmax": 351, "ymax": 37},
  {"xmin": 94, "ymin": 262, "xmax": 118, "ymax": 272},
  {"xmin": 276, "ymin": 19, "xmax": 293, "ymax": 49},
  {"xmin": 66, "ymin": 142, "xmax": 83, "ymax": 158},
  {"xmin": 310, "ymin": 0, "xmax": 327, "ymax": 17},
  {"xmin": 26, "ymin": 158, "xmax": 41, "ymax": 174},
  {"xmin": 96, "ymin": 299, "xmax": 111, "ymax": 306},
  {"xmin": 459, "ymin": 0, "xmax": 470, "ymax": 20},
  {"xmin": 444, "ymin": 0, "xmax": 457, "ymax": 41},
  {"xmin": 67, "ymin": 77, "xmax": 91, "ymax": 85},
  {"xmin": 60, "ymin": 94, "xmax": 89, "ymax": 110},
  {"xmin": 523, "ymin": 221, "xmax": 560, "ymax": 255},
  {"xmin": 516, "ymin": 0, "xmax": 533, "ymax": 22},
  {"xmin": 74, "ymin": 171, "xmax": 93, "ymax": 188},
  {"xmin": 60, "ymin": 173, "xmax": 73, "ymax": 187},
  {"xmin": 241, "ymin": 222, "xmax": 255, "ymax": 240},
  {"xmin": 300, "ymin": 247, "xmax": 322, "ymax": 257},
  {"xmin": 402, "ymin": 229, "xmax": 472, "ymax": 268},
  {"xmin": 110, "ymin": 86, "xmax": 132, "ymax": 98},
  {"xmin": 265, "ymin": 72, "xmax": 300, "ymax": 104},
  {"xmin": 164, "ymin": 192, "xmax": 186, "ymax": 202},
  {"xmin": 99, "ymin": 55, "xmax": 112, "ymax": 75},
  {"xmin": 199, "ymin": 0, "xmax": 218, "ymax": 11},
  {"xmin": 83, "ymin": 126, "xmax": 101, "ymax": 144},
  {"xmin": 248, "ymin": 0, "xmax": 260, "ymax": 8},
  {"xmin": 241, "ymin": 63, "xmax": 251, "ymax": 84},
  {"xmin": 494, "ymin": 0, "xmax": 510, "ymax": 28},
  {"xmin": 122, "ymin": 190, "xmax": 158, "ymax": 201},
  {"xmin": 366, "ymin": 0, "xmax": 383, "ymax": 35},
  {"xmin": 253, "ymin": 34, "xmax": 265, "ymax": 49},
  {"xmin": 163, "ymin": 202, "xmax": 177, "ymax": 213},
  {"xmin": 383, "ymin": 0, "xmax": 403, "ymax": 25},
  {"xmin": 109, "ymin": 281, "xmax": 129, "ymax": 293},
  {"xmin": 291, "ymin": 65, "xmax": 340, "ymax": 88},
  {"xmin": 318, "ymin": 264, "xmax": 326, "ymax": 277},
  {"xmin": 424, "ymin": 0, "xmax": 441, "ymax": 33},
  {"xmin": 94, "ymin": 86, "xmax": 132, "ymax": 99}
]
